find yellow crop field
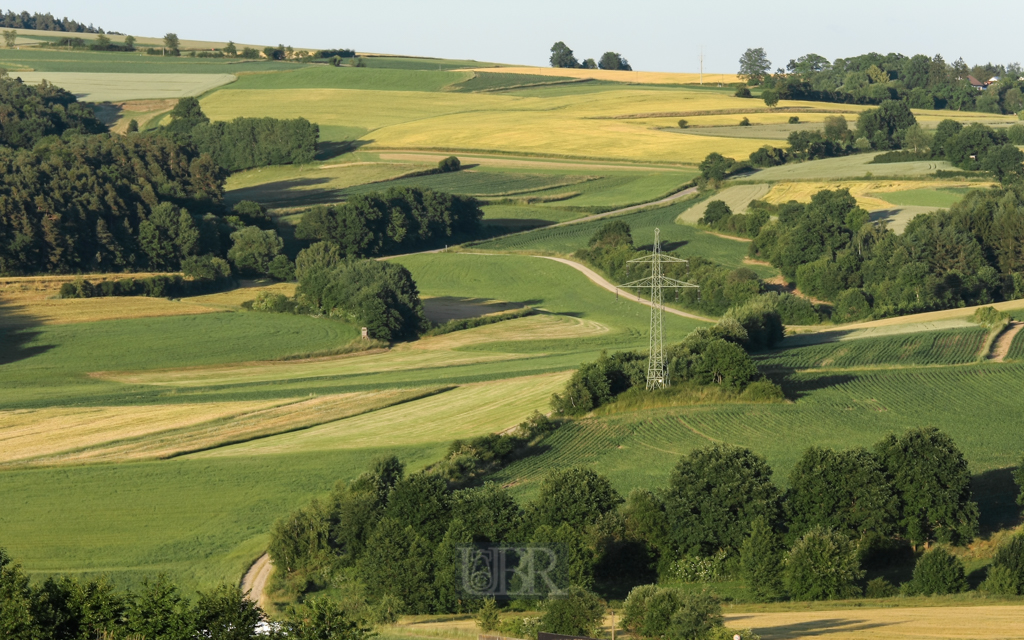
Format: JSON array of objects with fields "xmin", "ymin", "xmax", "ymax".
[
  {"xmin": 764, "ymin": 180, "xmax": 996, "ymax": 211},
  {"xmin": 0, "ymin": 289, "xmax": 224, "ymax": 327},
  {"xmin": 0, "ymin": 400, "xmax": 286, "ymax": 465},
  {"xmin": 101, "ymin": 314, "xmax": 606, "ymax": 388},
  {"xmin": 191, "ymin": 371, "xmax": 572, "ymax": 457},
  {"xmin": 187, "ymin": 282, "xmax": 298, "ymax": 308},
  {"xmin": 200, "ymin": 87, "xmax": 879, "ymax": 164},
  {"xmin": 19, "ymin": 389, "xmax": 439, "ymax": 466},
  {"xmin": 472, "ymin": 66, "xmax": 742, "ymax": 85},
  {"xmin": 724, "ymin": 604, "xmax": 1024, "ymax": 640}
]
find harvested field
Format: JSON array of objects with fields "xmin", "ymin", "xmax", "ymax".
[
  {"xmin": 471, "ymin": 66, "xmax": 742, "ymax": 85},
  {"xmin": 677, "ymin": 184, "xmax": 771, "ymax": 223},
  {"xmin": 15, "ymin": 72, "xmax": 236, "ymax": 102}
]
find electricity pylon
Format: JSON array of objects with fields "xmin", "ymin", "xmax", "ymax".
[{"xmin": 619, "ymin": 228, "xmax": 699, "ymax": 390}]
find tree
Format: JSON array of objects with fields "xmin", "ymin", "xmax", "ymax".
[
  {"xmin": 193, "ymin": 584, "xmax": 266, "ymax": 639},
  {"xmin": 356, "ymin": 518, "xmax": 435, "ymax": 614},
  {"xmin": 663, "ymin": 444, "xmax": 781, "ymax": 557},
  {"xmin": 598, "ymin": 51, "xmax": 631, "ymax": 71},
  {"xmin": 527, "ymin": 466, "xmax": 622, "ymax": 530},
  {"xmin": 981, "ymin": 144, "xmax": 1024, "ymax": 184},
  {"xmin": 433, "ymin": 519, "xmax": 473, "ymax": 613},
  {"xmin": 902, "ymin": 124, "xmax": 932, "ymax": 153},
  {"xmin": 295, "ymin": 241, "xmax": 342, "ymax": 281},
  {"xmin": 986, "ymin": 533, "xmax": 1024, "ymax": 595},
  {"xmin": 905, "ymin": 548, "xmax": 968, "ymax": 595},
  {"xmin": 738, "ymin": 47, "xmax": 771, "ymax": 85},
  {"xmin": 126, "ymin": 118, "xmax": 139, "ymax": 132},
  {"xmin": 241, "ymin": 47, "xmax": 259, "ymax": 59},
  {"xmin": 549, "ymin": 41, "xmax": 579, "ymax": 69},
  {"xmin": 223, "ymin": 40, "xmax": 236, "ymax": 56},
  {"xmin": 437, "ymin": 155, "xmax": 461, "ymax": 172},
  {"xmin": 874, "ymin": 427, "xmax": 979, "ymax": 547},
  {"xmin": 163, "ymin": 32, "xmax": 179, "ymax": 55},
  {"xmin": 700, "ymin": 201, "xmax": 732, "ymax": 226},
  {"xmin": 784, "ymin": 447, "xmax": 900, "ymax": 542},
  {"xmin": 762, "ymin": 89, "xmax": 779, "ymax": 109},
  {"xmin": 698, "ymin": 152, "xmax": 735, "ymax": 181},
  {"xmin": 783, "ymin": 527, "xmax": 864, "ymax": 601},
  {"xmin": 539, "ymin": 586, "xmax": 604, "ymax": 637},
  {"xmin": 227, "ymin": 226, "xmax": 284, "ymax": 275},
  {"xmin": 2, "ymin": 29, "xmax": 16, "ymax": 48},
  {"xmin": 0, "ymin": 548, "xmax": 33, "ymax": 639},
  {"xmin": 166, "ymin": 96, "xmax": 209, "ymax": 134},
  {"xmin": 581, "ymin": 58, "xmax": 597, "ymax": 69},
  {"xmin": 475, "ymin": 598, "xmax": 499, "ymax": 631},
  {"xmin": 740, "ymin": 516, "xmax": 784, "ymax": 601},
  {"xmin": 125, "ymin": 575, "xmax": 194, "ymax": 640},
  {"xmin": 383, "ymin": 474, "xmax": 451, "ymax": 542}
]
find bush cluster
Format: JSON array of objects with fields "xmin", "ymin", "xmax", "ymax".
[{"xmin": 424, "ymin": 307, "xmax": 535, "ymax": 337}]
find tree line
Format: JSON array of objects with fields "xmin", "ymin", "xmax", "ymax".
[
  {"xmin": 0, "ymin": 550, "xmax": 376, "ymax": 640},
  {"xmin": 270, "ymin": 422, "xmax": 1024, "ymax": 618},
  {"xmin": 739, "ymin": 47, "xmax": 1024, "ymax": 114},
  {"xmin": 0, "ymin": 9, "xmax": 106, "ymax": 33},
  {"xmin": 745, "ymin": 184, "xmax": 1024, "ymax": 321},
  {"xmin": 550, "ymin": 41, "xmax": 631, "ymax": 71}
]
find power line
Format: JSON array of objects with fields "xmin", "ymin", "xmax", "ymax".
[{"xmin": 618, "ymin": 228, "xmax": 699, "ymax": 390}]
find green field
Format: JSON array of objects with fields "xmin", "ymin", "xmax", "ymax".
[
  {"xmin": 449, "ymin": 72, "xmax": 580, "ymax": 92},
  {"xmin": 755, "ymin": 327, "xmax": 988, "ymax": 369},
  {"xmin": 227, "ymin": 66, "xmax": 472, "ymax": 92},
  {"xmin": 473, "ymin": 197, "xmax": 773, "ymax": 275},
  {"xmin": 737, "ymin": 154, "xmax": 956, "ymax": 181},
  {"xmin": 491, "ymin": 361, "xmax": 1024, "ymax": 500},
  {"xmin": 876, "ymin": 187, "xmax": 971, "ymax": 208},
  {"xmin": 361, "ymin": 56, "xmax": 499, "ymax": 70},
  {"xmin": 672, "ymin": 122, "xmax": 828, "ymax": 140}
]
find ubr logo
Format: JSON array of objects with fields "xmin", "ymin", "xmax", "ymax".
[{"xmin": 461, "ymin": 546, "xmax": 565, "ymax": 598}]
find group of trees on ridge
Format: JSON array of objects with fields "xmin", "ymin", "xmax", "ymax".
[
  {"xmin": 269, "ymin": 425, "xmax": 1024, "ymax": 619},
  {"xmin": 550, "ymin": 41, "xmax": 631, "ymax": 71},
  {"xmin": 739, "ymin": 47, "xmax": 1024, "ymax": 114},
  {"xmin": 0, "ymin": 9, "xmax": 106, "ymax": 33}
]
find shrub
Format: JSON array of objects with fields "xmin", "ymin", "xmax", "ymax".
[
  {"xmin": 774, "ymin": 292, "xmax": 820, "ymax": 325},
  {"xmin": 295, "ymin": 241, "xmax": 342, "ymax": 282},
  {"xmin": 539, "ymin": 587, "xmax": 604, "ymax": 637},
  {"xmin": 499, "ymin": 615, "xmax": 540, "ymax": 640},
  {"xmin": 734, "ymin": 87, "xmax": 752, "ymax": 98},
  {"xmin": 678, "ymin": 119, "xmax": 689, "ymax": 128},
  {"xmin": 740, "ymin": 516, "xmax": 784, "ymax": 601},
  {"xmin": 865, "ymin": 577, "xmax": 898, "ymax": 598},
  {"xmin": 182, "ymin": 255, "xmax": 232, "ymax": 281},
  {"xmin": 788, "ymin": 116, "xmax": 800, "ymax": 124},
  {"xmin": 250, "ymin": 291, "xmax": 295, "ymax": 314},
  {"xmin": 668, "ymin": 590, "xmax": 723, "ymax": 640},
  {"xmin": 970, "ymin": 305, "xmax": 1010, "ymax": 329},
  {"xmin": 986, "ymin": 533, "xmax": 1024, "ymax": 595},
  {"xmin": 623, "ymin": 585, "xmax": 681, "ymax": 637},
  {"xmin": 268, "ymin": 254, "xmax": 295, "ymax": 281},
  {"xmin": 906, "ymin": 548, "xmax": 968, "ymax": 595},
  {"xmin": 980, "ymin": 565, "xmax": 1021, "ymax": 595},
  {"xmin": 672, "ymin": 550, "xmax": 731, "ymax": 583},
  {"xmin": 833, "ymin": 288, "xmax": 872, "ymax": 322},
  {"xmin": 783, "ymin": 527, "xmax": 864, "ymax": 600},
  {"xmin": 739, "ymin": 117, "xmax": 752, "ymax": 126},
  {"xmin": 749, "ymin": 146, "xmax": 787, "ymax": 168},
  {"xmin": 722, "ymin": 294, "xmax": 785, "ymax": 350},
  {"xmin": 476, "ymin": 597, "xmax": 500, "ymax": 631},
  {"xmin": 438, "ymin": 155, "xmax": 461, "ymax": 172},
  {"xmin": 1008, "ymin": 124, "xmax": 1024, "ymax": 145}
]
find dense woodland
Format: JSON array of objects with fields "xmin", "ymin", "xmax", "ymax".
[
  {"xmin": 740, "ymin": 48, "xmax": 1024, "ymax": 114},
  {"xmin": 0, "ymin": 9, "xmax": 106, "ymax": 33}
]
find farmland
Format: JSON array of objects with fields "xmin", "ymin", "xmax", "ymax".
[{"xmin": 1, "ymin": 38, "xmax": 1023, "ymax": 633}]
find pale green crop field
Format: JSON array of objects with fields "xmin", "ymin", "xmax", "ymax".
[{"xmin": 14, "ymin": 71, "xmax": 236, "ymax": 101}]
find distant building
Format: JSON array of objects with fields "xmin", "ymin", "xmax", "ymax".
[{"xmin": 967, "ymin": 75, "xmax": 985, "ymax": 90}]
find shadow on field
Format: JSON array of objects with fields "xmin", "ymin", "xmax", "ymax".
[
  {"xmin": 973, "ymin": 467, "xmax": 1023, "ymax": 537},
  {"xmin": 315, "ymin": 138, "xmax": 373, "ymax": 161},
  {"xmin": 757, "ymin": 618, "xmax": 894, "ymax": 636},
  {"xmin": 0, "ymin": 299, "xmax": 52, "ymax": 366},
  {"xmin": 766, "ymin": 369, "xmax": 856, "ymax": 400},
  {"xmin": 227, "ymin": 177, "xmax": 340, "ymax": 209}
]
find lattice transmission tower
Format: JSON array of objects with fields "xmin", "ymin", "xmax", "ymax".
[{"xmin": 619, "ymin": 228, "xmax": 699, "ymax": 390}]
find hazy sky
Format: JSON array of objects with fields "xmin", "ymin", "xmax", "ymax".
[{"xmin": 18, "ymin": 0, "xmax": 1024, "ymax": 73}]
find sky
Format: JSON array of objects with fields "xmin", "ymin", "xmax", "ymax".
[{"xmin": 16, "ymin": 0, "xmax": 1024, "ymax": 73}]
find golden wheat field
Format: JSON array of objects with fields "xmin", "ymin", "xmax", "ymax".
[{"xmin": 763, "ymin": 180, "xmax": 997, "ymax": 211}]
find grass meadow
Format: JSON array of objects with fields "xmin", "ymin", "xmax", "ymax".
[{"xmin": 15, "ymin": 71, "xmax": 236, "ymax": 102}]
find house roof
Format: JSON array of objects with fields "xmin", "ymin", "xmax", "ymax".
[{"xmin": 967, "ymin": 75, "xmax": 984, "ymax": 86}]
